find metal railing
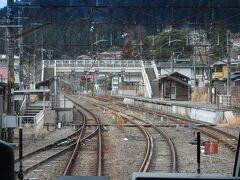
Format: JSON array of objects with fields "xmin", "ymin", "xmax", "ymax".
[
  {"xmin": 151, "ymin": 61, "xmax": 159, "ymax": 78},
  {"xmin": 141, "ymin": 61, "xmax": 152, "ymax": 98},
  {"xmin": 43, "ymin": 59, "xmax": 142, "ymax": 68},
  {"xmin": 19, "ymin": 95, "xmax": 27, "ymax": 115},
  {"xmin": 17, "ymin": 115, "xmax": 35, "ymax": 127},
  {"xmin": 34, "ymin": 110, "xmax": 44, "ymax": 138},
  {"xmin": 217, "ymin": 95, "xmax": 232, "ymax": 108}
]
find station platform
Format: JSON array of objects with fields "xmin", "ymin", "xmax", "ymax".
[
  {"xmin": 114, "ymin": 95, "xmax": 233, "ymax": 111},
  {"xmin": 113, "ymin": 95, "xmax": 239, "ymax": 125}
]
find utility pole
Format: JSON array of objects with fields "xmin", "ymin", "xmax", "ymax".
[
  {"xmin": 30, "ymin": 22, "xmax": 42, "ymax": 83},
  {"xmin": 41, "ymin": 33, "xmax": 44, "ymax": 81},
  {"xmin": 193, "ymin": 46, "xmax": 196, "ymax": 89},
  {"xmin": 17, "ymin": 3, "xmax": 23, "ymax": 89},
  {"xmin": 6, "ymin": 0, "xmax": 15, "ymax": 143},
  {"xmin": 209, "ymin": 58, "xmax": 213, "ymax": 104},
  {"xmin": 226, "ymin": 30, "xmax": 232, "ymax": 107},
  {"xmin": 33, "ymin": 26, "xmax": 37, "ymax": 84}
]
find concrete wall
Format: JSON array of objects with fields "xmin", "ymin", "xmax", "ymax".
[
  {"xmin": 44, "ymin": 109, "xmax": 73, "ymax": 125},
  {"xmin": 44, "ymin": 109, "xmax": 56, "ymax": 125},
  {"xmin": 59, "ymin": 94, "xmax": 74, "ymax": 108},
  {"xmin": 59, "ymin": 110, "xmax": 73, "ymax": 123},
  {"xmin": 125, "ymin": 97, "xmax": 226, "ymax": 124}
]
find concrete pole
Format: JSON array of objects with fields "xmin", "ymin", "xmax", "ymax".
[
  {"xmin": 41, "ymin": 34, "xmax": 44, "ymax": 81},
  {"xmin": 54, "ymin": 61, "xmax": 57, "ymax": 108},
  {"xmin": 209, "ymin": 66, "xmax": 213, "ymax": 104},
  {"xmin": 226, "ymin": 30, "xmax": 232, "ymax": 107},
  {"xmin": 171, "ymin": 54, "xmax": 173, "ymax": 73},
  {"xmin": 7, "ymin": 0, "xmax": 15, "ymax": 143},
  {"xmin": 85, "ymin": 76, "xmax": 88, "ymax": 95},
  {"xmin": 18, "ymin": 7, "xmax": 23, "ymax": 89},
  {"xmin": 43, "ymin": 92, "xmax": 46, "ymax": 110},
  {"xmin": 193, "ymin": 46, "xmax": 196, "ymax": 89}
]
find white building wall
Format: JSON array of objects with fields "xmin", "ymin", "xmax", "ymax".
[
  {"xmin": 160, "ymin": 67, "xmax": 208, "ymax": 88},
  {"xmin": 161, "ymin": 68, "xmax": 192, "ymax": 78}
]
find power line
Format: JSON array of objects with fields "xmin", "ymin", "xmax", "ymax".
[{"xmin": 8, "ymin": 4, "xmax": 240, "ymax": 9}]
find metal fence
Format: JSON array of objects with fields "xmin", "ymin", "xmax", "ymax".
[
  {"xmin": 216, "ymin": 85, "xmax": 240, "ymax": 108},
  {"xmin": 192, "ymin": 85, "xmax": 240, "ymax": 108}
]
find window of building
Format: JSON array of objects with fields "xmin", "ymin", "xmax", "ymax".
[
  {"xmin": 231, "ymin": 65, "xmax": 237, "ymax": 72},
  {"xmin": 215, "ymin": 65, "xmax": 222, "ymax": 72},
  {"xmin": 164, "ymin": 82, "xmax": 170, "ymax": 97}
]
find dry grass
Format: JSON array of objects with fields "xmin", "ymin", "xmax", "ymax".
[
  {"xmin": 217, "ymin": 116, "xmax": 240, "ymax": 128},
  {"xmin": 200, "ymin": 93, "xmax": 208, "ymax": 102},
  {"xmin": 115, "ymin": 113, "xmax": 124, "ymax": 128},
  {"xmin": 191, "ymin": 89, "xmax": 208, "ymax": 103},
  {"xmin": 137, "ymin": 91, "xmax": 144, "ymax": 96},
  {"xmin": 191, "ymin": 90, "xmax": 199, "ymax": 101}
]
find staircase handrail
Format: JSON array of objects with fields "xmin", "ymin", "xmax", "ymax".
[
  {"xmin": 143, "ymin": 60, "xmax": 152, "ymax": 68},
  {"xmin": 141, "ymin": 61, "xmax": 152, "ymax": 98},
  {"xmin": 151, "ymin": 60, "xmax": 160, "ymax": 78},
  {"xmin": 19, "ymin": 95, "xmax": 27, "ymax": 116},
  {"xmin": 34, "ymin": 110, "xmax": 45, "ymax": 138}
]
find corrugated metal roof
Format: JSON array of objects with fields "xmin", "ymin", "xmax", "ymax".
[{"xmin": 153, "ymin": 72, "xmax": 190, "ymax": 87}]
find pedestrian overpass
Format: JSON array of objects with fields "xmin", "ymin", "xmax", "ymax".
[{"xmin": 42, "ymin": 59, "xmax": 159, "ymax": 98}]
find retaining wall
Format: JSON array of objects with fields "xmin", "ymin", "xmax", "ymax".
[{"xmin": 124, "ymin": 97, "xmax": 229, "ymax": 124}]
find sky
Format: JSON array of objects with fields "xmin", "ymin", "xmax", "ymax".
[{"xmin": 0, "ymin": 0, "xmax": 7, "ymax": 9}]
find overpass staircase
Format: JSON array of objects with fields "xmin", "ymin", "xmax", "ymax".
[
  {"xmin": 22, "ymin": 105, "xmax": 43, "ymax": 123},
  {"xmin": 143, "ymin": 61, "xmax": 159, "ymax": 98},
  {"xmin": 18, "ymin": 95, "xmax": 44, "ymax": 125}
]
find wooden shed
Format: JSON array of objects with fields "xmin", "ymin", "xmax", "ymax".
[{"xmin": 154, "ymin": 72, "xmax": 191, "ymax": 101}]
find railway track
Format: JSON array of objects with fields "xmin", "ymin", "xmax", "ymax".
[
  {"xmin": 15, "ymin": 107, "xmax": 100, "ymax": 178},
  {"xmin": 63, "ymin": 96, "xmax": 103, "ymax": 176},
  {"xmin": 91, "ymin": 95, "xmax": 239, "ymax": 152},
  {"xmin": 67, "ymin": 94, "xmax": 178, "ymax": 173},
  {"xmin": 193, "ymin": 126, "xmax": 238, "ymax": 151},
  {"xmin": 15, "ymin": 127, "xmax": 82, "ymax": 175}
]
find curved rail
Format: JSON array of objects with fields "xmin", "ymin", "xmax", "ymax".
[
  {"xmin": 65, "ymin": 95, "xmax": 103, "ymax": 176},
  {"xmin": 75, "ymin": 95, "xmax": 177, "ymax": 172},
  {"xmin": 15, "ymin": 126, "xmax": 83, "ymax": 163},
  {"xmin": 15, "ymin": 108, "xmax": 99, "ymax": 176},
  {"xmin": 194, "ymin": 126, "xmax": 238, "ymax": 151},
  {"xmin": 63, "ymin": 110, "xmax": 86, "ymax": 175},
  {"xmin": 120, "ymin": 113, "xmax": 154, "ymax": 172},
  {"xmin": 132, "ymin": 115, "xmax": 178, "ymax": 172},
  {"xmin": 112, "ymin": 100, "xmax": 238, "ymax": 152}
]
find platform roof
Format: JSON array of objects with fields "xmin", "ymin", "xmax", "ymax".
[{"xmin": 14, "ymin": 89, "xmax": 51, "ymax": 94}]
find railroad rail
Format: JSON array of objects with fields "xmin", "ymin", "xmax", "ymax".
[
  {"xmin": 15, "ymin": 127, "xmax": 82, "ymax": 175},
  {"xmin": 193, "ymin": 126, "xmax": 238, "ymax": 151},
  {"xmin": 92, "ymin": 95, "xmax": 239, "ymax": 152},
  {"xmin": 119, "ymin": 113, "xmax": 154, "ymax": 172},
  {"xmin": 62, "ymin": 108, "xmax": 86, "ymax": 175},
  {"xmin": 64, "ymin": 96, "xmax": 103, "ymax": 176},
  {"xmin": 15, "ymin": 108, "xmax": 98, "ymax": 177},
  {"xmin": 67, "ymin": 94, "xmax": 178, "ymax": 173}
]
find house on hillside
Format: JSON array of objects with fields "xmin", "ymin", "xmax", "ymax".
[
  {"xmin": 153, "ymin": 72, "xmax": 191, "ymax": 101},
  {"xmin": 157, "ymin": 58, "xmax": 208, "ymax": 88},
  {"xmin": 99, "ymin": 51, "xmax": 122, "ymax": 59},
  {"xmin": 211, "ymin": 59, "xmax": 240, "ymax": 87}
]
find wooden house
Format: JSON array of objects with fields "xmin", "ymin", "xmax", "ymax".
[{"xmin": 154, "ymin": 72, "xmax": 191, "ymax": 101}]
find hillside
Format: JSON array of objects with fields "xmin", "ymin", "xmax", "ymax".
[{"xmin": 0, "ymin": 0, "xmax": 239, "ymax": 58}]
